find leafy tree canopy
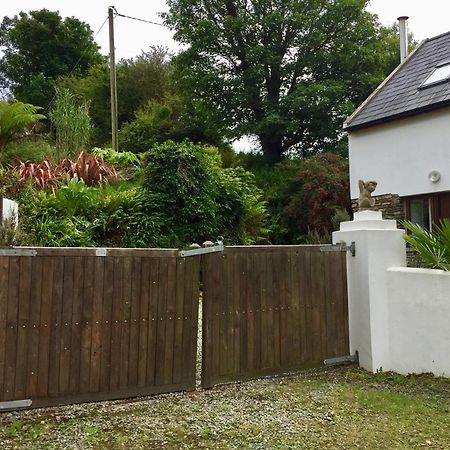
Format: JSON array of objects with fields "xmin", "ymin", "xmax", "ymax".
[
  {"xmin": 0, "ymin": 9, "xmax": 103, "ymax": 109},
  {"xmin": 166, "ymin": 0, "xmax": 403, "ymax": 162}
]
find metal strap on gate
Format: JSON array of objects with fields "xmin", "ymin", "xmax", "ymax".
[
  {"xmin": 0, "ymin": 248, "xmax": 37, "ymax": 257},
  {"xmin": 320, "ymin": 241, "xmax": 356, "ymax": 257},
  {"xmin": 0, "ymin": 399, "xmax": 32, "ymax": 411},
  {"xmin": 180, "ymin": 237, "xmax": 224, "ymax": 257}
]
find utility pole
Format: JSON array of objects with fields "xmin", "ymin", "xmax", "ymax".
[{"xmin": 108, "ymin": 6, "xmax": 119, "ymax": 151}]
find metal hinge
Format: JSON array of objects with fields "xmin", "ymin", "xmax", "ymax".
[
  {"xmin": 0, "ymin": 248, "xmax": 37, "ymax": 257},
  {"xmin": 320, "ymin": 241, "xmax": 356, "ymax": 257},
  {"xmin": 324, "ymin": 352, "xmax": 359, "ymax": 366},
  {"xmin": 0, "ymin": 399, "xmax": 32, "ymax": 411},
  {"xmin": 180, "ymin": 237, "xmax": 224, "ymax": 257}
]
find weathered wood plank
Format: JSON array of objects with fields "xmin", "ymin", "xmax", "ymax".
[
  {"xmin": 25, "ymin": 257, "xmax": 43, "ymax": 398},
  {"xmin": 14, "ymin": 257, "xmax": 32, "ymax": 399},
  {"xmin": 137, "ymin": 258, "xmax": 150, "ymax": 387},
  {"xmin": 0, "ymin": 257, "xmax": 9, "ymax": 400},
  {"xmin": 68, "ymin": 257, "xmax": 84, "ymax": 395},
  {"xmin": 59, "ymin": 257, "xmax": 75, "ymax": 396}
]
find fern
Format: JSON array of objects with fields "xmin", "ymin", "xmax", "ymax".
[{"xmin": 0, "ymin": 101, "xmax": 45, "ymax": 149}]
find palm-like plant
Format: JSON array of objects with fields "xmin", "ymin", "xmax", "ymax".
[
  {"xmin": 0, "ymin": 100, "xmax": 46, "ymax": 150},
  {"xmin": 402, "ymin": 219, "xmax": 450, "ymax": 271}
]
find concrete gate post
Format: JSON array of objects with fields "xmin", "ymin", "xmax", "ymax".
[{"xmin": 332, "ymin": 211, "xmax": 406, "ymax": 372}]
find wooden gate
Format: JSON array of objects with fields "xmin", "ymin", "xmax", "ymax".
[
  {"xmin": 0, "ymin": 247, "xmax": 200, "ymax": 409},
  {"xmin": 201, "ymin": 246, "xmax": 349, "ymax": 388}
]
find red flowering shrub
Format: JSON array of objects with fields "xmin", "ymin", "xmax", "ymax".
[{"xmin": 271, "ymin": 153, "xmax": 351, "ymax": 242}]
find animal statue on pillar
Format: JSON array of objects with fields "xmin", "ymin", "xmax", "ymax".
[{"xmin": 358, "ymin": 180, "xmax": 377, "ymax": 210}]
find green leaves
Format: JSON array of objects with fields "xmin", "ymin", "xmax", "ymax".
[
  {"xmin": 0, "ymin": 100, "xmax": 45, "ymax": 149},
  {"xmin": 167, "ymin": 0, "xmax": 402, "ymax": 160},
  {"xmin": 0, "ymin": 9, "xmax": 102, "ymax": 109},
  {"xmin": 402, "ymin": 220, "xmax": 450, "ymax": 271}
]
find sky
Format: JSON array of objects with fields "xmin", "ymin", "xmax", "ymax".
[{"xmin": 2, "ymin": 0, "xmax": 450, "ymax": 61}]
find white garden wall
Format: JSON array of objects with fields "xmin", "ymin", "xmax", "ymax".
[
  {"xmin": 334, "ymin": 212, "xmax": 450, "ymax": 378},
  {"xmin": 386, "ymin": 267, "xmax": 450, "ymax": 377}
]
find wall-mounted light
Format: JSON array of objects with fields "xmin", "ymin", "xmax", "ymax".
[{"xmin": 428, "ymin": 170, "xmax": 441, "ymax": 183}]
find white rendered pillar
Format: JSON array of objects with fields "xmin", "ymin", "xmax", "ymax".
[{"xmin": 332, "ymin": 210, "xmax": 406, "ymax": 372}]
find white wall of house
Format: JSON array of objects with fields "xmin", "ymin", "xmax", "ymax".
[{"xmin": 349, "ymin": 107, "xmax": 450, "ymax": 199}]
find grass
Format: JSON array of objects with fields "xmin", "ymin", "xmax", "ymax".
[{"xmin": 0, "ymin": 367, "xmax": 449, "ymax": 449}]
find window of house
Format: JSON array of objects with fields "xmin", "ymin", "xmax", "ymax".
[
  {"xmin": 420, "ymin": 62, "xmax": 450, "ymax": 88},
  {"xmin": 409, "ymin": 198, "xmax": 431, "ymax": 230}
]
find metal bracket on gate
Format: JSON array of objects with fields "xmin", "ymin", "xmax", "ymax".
[
  {"xmin": 324, "ymin": 352, "xmax": 359, "ymax": 367},
  {"xmin": 0, "ymin": 399, "xmax": 32, "ymax": 411},
  {"xmin": 0, "ymin": 248, "xmax": 37, "ymax": 257},
  {"xmin": 179, "ymin": 237, "xmax": 224, "ymax": 257},
  {"xmin": 320, "ymin": 241, "xmax": 356, "ymax": 257}
]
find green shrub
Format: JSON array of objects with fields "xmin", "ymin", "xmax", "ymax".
[
  {"xmin": 0, "ymin": 139, "xmax": 56, "ymax": 166},
  {"xmin": 268, "ymin": 153, "xmax": 351, "ymax": 243},
  {"xmin": 142, "ymin": 141, "xmax": 267, "ymax": 247},
  {"xmin": 402, "ymin": 219, "xmax": 450, "ymax": 271}
]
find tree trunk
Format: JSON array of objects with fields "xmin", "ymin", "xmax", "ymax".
[{"xmin": 259, "ymin": 134, "xmax": 283, "ymax": 164}]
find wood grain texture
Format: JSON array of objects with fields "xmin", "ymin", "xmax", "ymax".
[
  {"xmin": 0, "ymin": 250, "xmax": 199, "ymax": 408},
  {"xmin": 201, "ymin": 246, "xmax": 349, "ymax": 388}
]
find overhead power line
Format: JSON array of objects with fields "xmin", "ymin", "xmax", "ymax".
[{"xmin": 112, "ymin": 7, "xmax": 167, "ymax": 28}]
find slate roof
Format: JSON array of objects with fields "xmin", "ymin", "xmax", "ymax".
[{"xmin": 344, "ymin": 31, "xmax": 450, "ymax": 131}]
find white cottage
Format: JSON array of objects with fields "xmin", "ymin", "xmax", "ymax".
[{"xmin": 344, "ymin": 19, "xmax": 450, "ymax": 229}]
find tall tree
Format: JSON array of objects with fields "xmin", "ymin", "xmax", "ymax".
[
  {"xmin": 166, "ymin": 0, "xmax": 401, "ymax": 162},
  {"xmin": 0, "ymin": 9, "xmax": 102, "ymax": 109}
]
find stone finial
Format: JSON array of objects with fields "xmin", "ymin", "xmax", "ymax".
[{"xmin": 358, "ymin": 180, "xmax": 377, "ymax": 210}]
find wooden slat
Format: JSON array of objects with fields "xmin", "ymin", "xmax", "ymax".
[
  {"xmin": 145, "ymin": 258, "xmax": 159, "ymax": 386},
  {"xmin": 172, "ymin": 258, "xmax": 185, "ymax": 385},
  {"xmin": 162, "ymin": 258, "xmax": 176, "ymax": 385},
  {"xmin": 154, "ymin": 258, "xmax": 168, "ymax": 386},
  {"xmin": 14, "ymin": 257, "xmax": 32, "ymax": 399},
  {"xmin": 4, "ymin": 257, "xmax": 20, "ymax": 401},
  {"xmin": 128, "ymin": 257, "xmax": 141, "ymax": 387},
  {"xmin": 69, "ymin": 257, "xmax": 84, "ymax": 395},
  {"xmin": 109, "ymin": 257, "xmax": 123, "ymax": 391},
  {"xmin": 89, "ymin": 257, "xmax": 105, "ymax": 393},
  {"xmin": 59, "ymin": 257, "xmax": 75, "ymax": 396},
  {"xmin": 119, "ymin": 257, "xmax": 132, "ymax": 389},
  {"xmin": 0, "ymin": 257, "xmax": 10, "ymax": 400},
  {"xmin": 25, "ymin": 257, "xmax": 43, "ymax": 398},
  {"xmin": 100, "ymin": 257, "xmax": 114, "ymax": 392},
  {"xmin": 37, "ymin": 257, "xmax": 54, "ymax": 398},
  {"xmin": 79, "ymin": 257, "xmax": 94, "ymax": 394},
  {"xmin": 137, "ymin": 258, "xmax": 150, "ymax": 387}
]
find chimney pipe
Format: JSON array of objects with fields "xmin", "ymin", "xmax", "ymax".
[{"xmin": 398, "ymin": 16, "xmax": 409, "ymax": 63}]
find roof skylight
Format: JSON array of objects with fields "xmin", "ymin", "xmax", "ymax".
[{"xmin": 421, "ymin": 63, "xmax": 450, "ymax": 88}]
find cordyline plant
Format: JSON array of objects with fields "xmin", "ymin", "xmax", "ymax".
[
  {"xmin": 18, "ymin": 150, "xmax": 118, "ymax": 188},
  {"xmin": 402, "ymin": 219, "xmax": 450, "ymax": 271}
]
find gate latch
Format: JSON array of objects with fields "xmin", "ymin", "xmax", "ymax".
[
  {"xmin": 180, "ymin": 237, "xmax": 224, "ymax": 257},
  {"xmin": 320, "ymin": 241, "xmax": 356, "ymax": 257}
]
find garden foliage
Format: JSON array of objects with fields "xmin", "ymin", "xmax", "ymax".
[
  {"xmin": 402, "ymin": 219, "xmax": 450, "ymax": 271},
  {"xmin": 265, "ymin": 153, "xmax": 351, "ymax": 243},
  {"xmin": 9, "ymin": 142, "xmax": 266, "ymax": 248},
  {"xmin": 0, "ymin": 100, "xmax": 45, "ymax": 150}
]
